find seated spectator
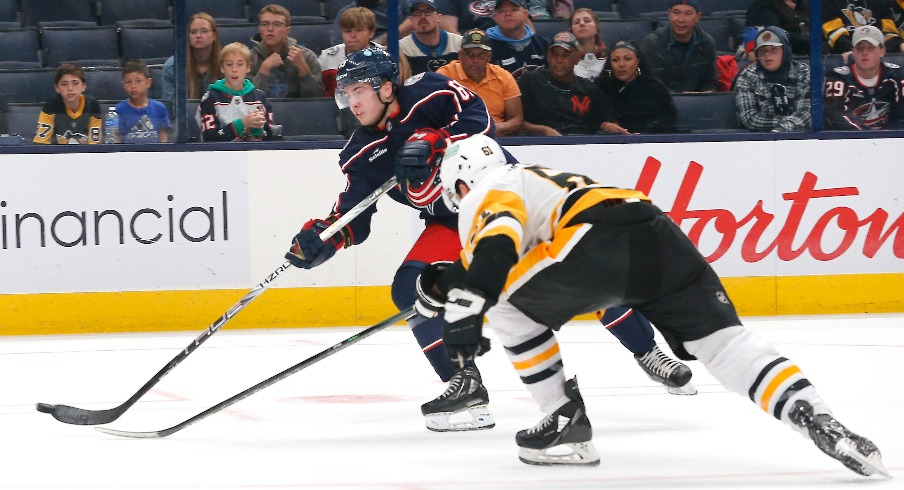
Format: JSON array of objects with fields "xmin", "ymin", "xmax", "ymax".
[
  {"xmin": 34, "ymin": 63, "xmax": 101, "ymax": 145},
  {"xmin": 251, "ymin": 3, "xmax": 325, "ymax": 99},
  {"xmin": 116, "ymin": 60, "xmax": 172, "ymax": 143},
  {"xmin": 198, "ymin": 43, "xmax": 278, "ymax": 142},
  {"xmin": 330, "ymin": 0, "xmax": 460, "ymax": 45},
  {"xmin": 746, "ymin": 0, "xmax": 810, "ymax": 56},
  {"xmin": 436, "ymin": 29, "xmax": 524, "ymax": 136},
  {"xmin": 399, "ymin": 0, "xmax": 462, "ymax": 75},
  {"xmin": 822, "ymin": 0, "xmax": 904, "ymax": 56},
  {"xmin": 320, "ymin": 7, "xmax": 380, "ymax": 98},
  {"xmin": 488, "ymin": 0, "xmax": 550, "ymax": 79},
  {"xmin": 597, "ymin": 39, "xmax": 676, "ymax": 134},
  {"xmin": 824, "ymin": 25, "xmax": 904, "ymax": 129},
  {"xmin": 518, "ymin": 31, "xmax": 616, "ymax": 135},
  {"xmin": 735, "ymin": 27, "xmax": 811, "ymax": 132},
  {"xmin": 162, "ymin": 12, "xmax": 222, "ymax": 100},
  {"xmin": 526, "ymin": 0, "xmax": 552, "ymax": 20},
  {"xmin": 570, "ymin": 7, "xmax": 607, "ymax": 81},
  {"xmin": 640, "ymin": 0, "xmax": 717, "ymax": 93},
  {"xmin": 548, "ymin": 0, "xmax": 573, "ymax": 19},
  {"xmin": 458, "ymin": 0, "xmax": 497, "ymax": 32}
]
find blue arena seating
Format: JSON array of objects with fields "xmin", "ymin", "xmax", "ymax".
[
  {"xmin": 217, "ymin": 23, "xmax": 259, "ymax": 49},
  {"xmin": 292, "ymin": 22, "xmax": 334, "ymax": 56},
  {"xmin": 41, "ymin": 26, "xmax": 120, "ymax": 67},
  {"xmin": 120, "ymin": 26, "xmax": 175, "ymax": 65},
  {"xmin": 599, "ymin": 19, "xmax": 654, "ymax": 45},
  {"xmin": 0, "ymin": 68, "xmax": 57, "ymax": 105},
  {"xmin": 0, "ymin": 28, "xmax": 41, "ymax": 66},
  {"xmin": 248, "ymin": 0, "xmax": 324, "ymax": 22},
  {"xmin": 673, "ymin": 91, "xmax": 739, "ymax": 132},
  {"xmin": 269, "ymin": 97, "xmax": 345, "ymax": 140},
  {"xmin": 186, "ymin": 0, "xmax": 247, "ymax": 25},
  {"xmin": 4, "ymin": 102, "xmax": 42, "ymax": 141},
  {"xmin": 99, "ymin": 0, "xmax": 169, "ymax": 26},
  {"xmin": 21, "ymin": 0, "xmax": 98, "ymax": 27},
  {"xmin": 84, "ymin": 68, "xmax": 126, "ymax": 101}
]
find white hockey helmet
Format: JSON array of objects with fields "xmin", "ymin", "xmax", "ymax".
[{"xmin": 440, "ymin": 134, "xmax": 508, "ymax": 209}]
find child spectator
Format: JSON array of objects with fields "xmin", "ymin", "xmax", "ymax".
[
  {"xmin": 34, "ymin": 63, "xmax": 102, "ymax": 145},
  {"xmin": 163, "ymin": 12, "xmax": 222, "ymax": 100},
  {"xmin": 198, "ymin": 43, "xmax": 278, "ymax": 142},
  {"xmin": 597, "ymin": 39, "xmax": 676, "ymax": 134},
  {"xmin": 319, "ymin": 7, "xmax": 380, "ymax": 98},
  {"xmin": 570, "ymin": 7, "xmax": 608, "ymax": 81},
  {"xmin": 115, "ymin": 60, "xmax": 172, "ymax": 143},
  {"xmin": 735, "ymin": 27, "xmax": 811, "ymax": 132}
]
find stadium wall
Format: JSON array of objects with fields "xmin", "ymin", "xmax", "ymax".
[{"xmin": 2, "ymin": 138, "xmax": 903, "ymax": 335}]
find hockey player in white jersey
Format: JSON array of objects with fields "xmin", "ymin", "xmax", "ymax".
[{"xmin": 414, "ymin": 134, "xmax": 889, "ymax": 476}]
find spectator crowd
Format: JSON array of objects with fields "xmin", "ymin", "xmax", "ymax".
[{"xmin": 5, "ymin": 0, "xmax": 904, "ymax": 144}]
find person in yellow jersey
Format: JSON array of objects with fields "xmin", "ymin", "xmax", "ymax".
[
  {"xmin": 34, "ymin": 63, "xmax": 102, "ymax": 145},
  {"xmin": 414, "ymin": 134, "xmax": 889, "ymax": 476}
]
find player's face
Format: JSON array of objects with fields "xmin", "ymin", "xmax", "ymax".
[
  {"xmin": 188, "ymin": 18, "xmax": 216, "ymax": 50},
  {"xmin": 493, "ymin": 2, "xmax": 528, "ymax": 31},
  {"xmin": 122, "ymin": 73, "xmax": 152, "ymax": 101},
  {"xmin": 460, "ymin": 47, "xmax": 491, "ymax": 81},
  {"xmin": 340, "ymin": 82, "xmax": 385, "ymax": 125},
  {"xmin": 609, "ymin": 47, "xmax": 640, "ymax": 83},
  {"xmin": 410, "ymin": 5, "xmax": 440, "ymax": 35},
  {"xmin": 54, "ymin": 74, "xmax": 86, "ymax": 104},
  {"xmin": 756, "ymin": 45, "xmax": 783, "ymax": 72},
  {"xmin": 259, "ymin": 12, "xmax": 290, "ymax": 49},
  {"xmin": 221, "ymin": 54, "xmax": 251, "ymax": 90},
  {"xmin": 547, "ymin": 46, "xmax": 579, "ymax": 81},
  {"xmin": 853, "ymin": 41, "xmax": 885, "ymax": 74},
  {"xmin": 668, "ymin": 5, "xmax": 700, "ymax": 40},
  {"xmin": 342, "ymin": 26, "xmax": 375, "ymax": 53},
  {"xmin": 570, "ymin": 11, "xmax": 598, "ymax": 43}
]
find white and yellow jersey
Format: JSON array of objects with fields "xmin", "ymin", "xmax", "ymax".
[{"xmin": 457, "ymin": 164, "xmax": 649, "ymax": 298}]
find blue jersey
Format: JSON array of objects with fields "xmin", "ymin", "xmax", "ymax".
[
  {"xmin": 332, "ymin": 71, "xmax": 496, "ymax": 245},
  {"xmin": 115, "ymin": 99, "xmax": 172, "ymax": 143}
]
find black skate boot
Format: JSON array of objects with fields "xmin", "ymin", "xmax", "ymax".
[
  {"xmin": 516, "ymin": 377, "xmax": 600, "ymax": 466},
  {"xmin": 635, "ymin": 345, "xmax": 697, "ymax": 395},
  {"xmin": 789, "ymin": 400, "xmax": 889, "ymax": 477},
  {"xmin": 421, "ymin": 366, "xmax": 494, "ymax": 432}
]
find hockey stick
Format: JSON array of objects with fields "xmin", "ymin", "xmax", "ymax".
[
  {"xmin": 36, "ymin": 177, "xmax": 399, "ymax": 426},
  {"xmin": 96, "ymin": 306, "xmax": 416, "ymax": 439}
]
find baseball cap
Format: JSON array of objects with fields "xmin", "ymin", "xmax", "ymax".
[
  {"xmin": 494, "ymin": 0, "xmax": 528, "ymax": 10},
  {"xmin": 851, "ymin": 25, "xmax": 884, "ymax": 47},
  {"xmin": 754, "ymin": 29, "xmax": 783, "ymax": 50},
  {"xmin": 407, "ymin": 0, "xmax": 436, "ymax": 13},
  {"xmin": 462, "ymin": 29, "xmax": 492, "ymax": 51},
  {"xmin": 550, "ymin": 31, "xmax": 578, "ymax": 51},
  {"xmin": 669, "ymin": 0, "xmax": 700, "ymax": 11}
]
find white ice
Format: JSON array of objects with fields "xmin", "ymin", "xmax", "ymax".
[{"xmin": 2, "ymin": 314, "xmax": 902, "ymax": 490}]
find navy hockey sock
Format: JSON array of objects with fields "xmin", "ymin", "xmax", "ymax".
[
  {"xmin": 600, "ymin": 307, "xmax": 655, "ymax": 355},
  {"xmin": 410, "ymin": 315, "xmax": 456, "ymax": 381}
]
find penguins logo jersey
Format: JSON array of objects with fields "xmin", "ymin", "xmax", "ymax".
[{"xmin": 33, "ymin": 95, "xmax": 102, "ymax": 145}]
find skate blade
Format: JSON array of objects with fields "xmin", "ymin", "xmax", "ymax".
[
  {"xmin": 425, "ymin": 405, "xmax": 495, "ymax": 432},
  {"xmin": 836, "ymin": 438, "xmax": 892, "ymax": 478},
  {"xmin": 518, "ymin": 442, "xmax": 601, "ymax": 466},
  {"xmin": 666, "ymin": 382, "xmax": 698, "ymax": 396}
]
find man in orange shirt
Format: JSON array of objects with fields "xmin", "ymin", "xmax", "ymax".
[{"xmin": 437, "ymin": 29, "xmax": 523, "ymax": 136}]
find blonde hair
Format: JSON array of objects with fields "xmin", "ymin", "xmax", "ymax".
[
  {"xmin": 259, "ymin": 3, "xmax": 291, "ymax": 25},
  {"xmin": 187, "ymin": 12, "xmax": 222, "ymax": 98},
  {"xmin": 339, "ymin": 7, "xmax": 376, "ymax": 32},
  {"xmin": 219, "ymin": 42, "xmax": 252, "ymax": 66}
]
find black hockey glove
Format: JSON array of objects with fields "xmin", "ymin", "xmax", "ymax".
[
  {"xmin": 443, "ymin": 286, "xmax": 494, "ymax": 362},
  {"xmin": 414, "ymin": 261, "xmax": 454, "ymax": 318},
  {"xmin": 395, "ymin": 128, "xmax": 449, "ymax": 188},
  {"xmin": 285, "ymin": 218, "xmax": 346, "ymax": 269}
]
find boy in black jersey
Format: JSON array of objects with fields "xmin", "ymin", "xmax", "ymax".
[{"xmin": 34, "ymin": 63, "xmax": 102, "ymax": 145}]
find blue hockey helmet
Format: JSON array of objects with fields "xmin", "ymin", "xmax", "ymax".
[{"xmin": 334, "ymin": 47, "xmax": 399, "ymax": 109}]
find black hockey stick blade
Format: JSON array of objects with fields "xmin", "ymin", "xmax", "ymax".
[
  {"xmin": 96, "ymin": 307, "xmax": 415, "ymax": 439},
  {"xmin": 37, "ymin": 178, "xmax": 398, "ymax": 426}
]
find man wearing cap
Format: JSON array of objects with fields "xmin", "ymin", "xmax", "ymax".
[
  {"xmin": 824, "ymin": 24, "xmax": 904, "ymax": 129},
  {"xmin": 822, "ymin": 0, "xmax": 904, "ymax": 56},
  {"xmin": 735, "ymin": 26, "xmax": 811, "ymax": 132},
  {"xmin": 437, "ymin": 29, "xmax": 524, "ymax": 136},
  {"xmin": 399, "ymin": 0, "xmax": 463, "ymax": 75},
  {"xmin": 639, "ymin": 0, "xmax": 717, "ymax": 93},
  {"xmin": 487, "ymin": 0, "xmax": 550, "ymax": 79},
  {"xmin": 518, "ymin": 31, "xmax": 617, "ymax": 135}
]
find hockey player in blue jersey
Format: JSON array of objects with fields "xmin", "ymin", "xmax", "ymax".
[{"xmin": 284, "ymin": 47, "xmax": 694, "ymax": 431}]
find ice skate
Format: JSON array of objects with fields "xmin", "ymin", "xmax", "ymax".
[
  {"xmin": 635, "ymin": 345, "xmax": 697, "ymax": 395},
  {"xmin": 516, "ymin": 377, "xmax": 600, "ymax": 466},
  {"xmin": 421, "ymin": 366, "xmax": 495, "ymax": 432},
  {"xmin": 789, "ymin": 400, "xmax": 889, "ymax": 478}
]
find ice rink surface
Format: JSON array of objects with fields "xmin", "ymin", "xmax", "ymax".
[{"xmin": 2, "ymin": 313, "xmax": 901, "ymax": 490}]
